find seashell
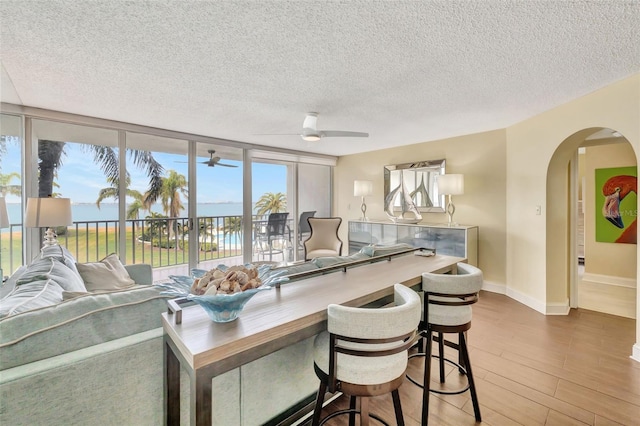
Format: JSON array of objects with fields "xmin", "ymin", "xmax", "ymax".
[
  {"xmin": 204, "ymin": 285, "xmax": 219, "ymax": 295},
  {"xmin": 209, "ymin": 277, "xmax": 223, "ymax": 290},
  {"xmin": 219, "ymin": 280, "xmax": 232, "ymax": 292},
  {"xmin": 197, "ymin": 275, "xmax": 211, "ymax": 289},
  {"xmin": 232, "ymin": 282, "xmax": 242, "ymax": 293},
  {"xmin": 235, "ymin": 271, "xmax": 249, "ymax": 285},
  {"xmin": 212, "ymin": 269, "xmax": 225, "ymax": 279}
]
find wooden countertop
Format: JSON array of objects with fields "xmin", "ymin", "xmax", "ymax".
[{"xmin": 162, "ymin": 253, "xmax": 463, "ymax": 373}]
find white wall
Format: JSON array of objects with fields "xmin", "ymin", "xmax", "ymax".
[
  {"xmin": 335, "ymin": 72, "xmax": 640, "ymax": 360},
  {"xmin": 507, "ymin": 73, "xmax": 639, "ymax": 359},
  {"xmin": 336, "ymin": 129, "xmax": 508, "ymax": 293}
]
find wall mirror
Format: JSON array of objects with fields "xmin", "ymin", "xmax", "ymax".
[{"xmin": 384, "ymin": 159, "xmax": 446, "ymax": 214}]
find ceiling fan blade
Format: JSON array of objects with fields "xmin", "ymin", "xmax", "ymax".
[
  {"xmin": 320, "ymin": 130, "xmax": 369, "ymax": 138},
  {"xmin": 253, "ymin": 133, "xmax": 302, "ymax": 136},
  {"xmin": 215, "ymin": 163, "xmax": 238, "ymax": 168}
]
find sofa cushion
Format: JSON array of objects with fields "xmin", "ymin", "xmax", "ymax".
[
  {"xmin": 76, "ymin": 253, "xmax": 136, "ymax": 291},
  {"xmin": 311, "ymin": 251, "xmax": 368, "ymax": 268},
  {"xmin": 276, "ymin": 262, "xmax": 320, "ymax": 275},
  {"xmin": 16, "ymin": 257, "xmax": 86, "ymax": 293},
  {"xmin": 360, "ymin": 243, "xmax": 414, "ymax": 257},
  {"xmin": 0, "ymin": 265, "xmax": 27, "ymax": 300},
  {"xmin": 0, "ymin": 278, "xmax": 65, "ymax": 318},
  {"xmin": 0, "ymin": 285, "xmax": 171, "ymax": 369}
]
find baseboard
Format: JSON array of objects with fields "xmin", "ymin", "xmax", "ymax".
[
  {"xmin": 505, "ymin": 287, "xmax": 546, "ymax": 314},
  {"xmin": 632, "ymin": 343, "xmax": 640, "ymax": 364},
  {"xmin": 581, "ymin": 273, "xmax": 636, "ymax": 288},
  {"xmin": 579, "ymin": 274, "xmax": 636, "ymax": 319},
  {"xmin": 481, "ymin": 280, "xmax": 506, "ymax": 294},
  {"xmin": 545, "ymin": 300, "xmax": 571, "ymax": 315}
]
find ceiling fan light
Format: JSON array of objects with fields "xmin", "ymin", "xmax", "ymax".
[{"xmin": 302, "ymin": 134, "xmax": 321, "ymax": 142}]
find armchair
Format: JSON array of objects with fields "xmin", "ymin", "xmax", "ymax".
[{"xmin": 303, "ymin": 217, "xmax": 343, "ymax": 260}]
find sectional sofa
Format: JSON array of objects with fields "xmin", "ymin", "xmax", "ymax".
[
  {"xmin": 0, "ymin": 246, "xmax": 171, "ymax": 425},
  {"xmin": 0, "ymin": 243, "xmax": 415, "ymax": 425}
]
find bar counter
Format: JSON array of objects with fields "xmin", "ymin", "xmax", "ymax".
[{"xmin": 163, "ymin": 252, "xmax": 464, "ymax": 425}]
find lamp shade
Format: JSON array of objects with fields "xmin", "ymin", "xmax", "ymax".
[
  {"xmin": 24, "ymin": 197, "xmax": 73, "ymax": 228},
  {"xmin": 0, "ymin": 197, "xmax": 9, "ymax": 228},
  {"xmin": 437, "ymin": 174, "xmax": 464, "ymax": 195},
  {"xmin": 354, "ymin": 180, "xmax": 373, "ymax": 197}
]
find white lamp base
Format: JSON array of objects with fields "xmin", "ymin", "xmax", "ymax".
[
  {"xmin": 446, "ymin": 195, "xmax": 458, "ymax": 227},
  {"xmin": 360, "ymin": 197, "xmax": 369, "ymax": 221},
  {"xmin": 42, "ymin": 227, "xmax": 60, "ymax": 247}
]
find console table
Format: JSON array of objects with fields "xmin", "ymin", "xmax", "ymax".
[
  {"xmin": 162, "ymin": 253, "xmax": 463, "ymax": 425},
  {"xmin": 349, "ymin": 220, "xmax": 478, "ymax": 266}
]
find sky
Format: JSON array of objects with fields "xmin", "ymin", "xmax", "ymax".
[{"xmin": 1, "ymin": 141, "xmax": 286, "ymax": 204}]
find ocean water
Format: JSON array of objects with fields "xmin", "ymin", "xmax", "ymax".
[{"xmin": 5, "ymin": 202, "xmax": 247, "ymax": 224}]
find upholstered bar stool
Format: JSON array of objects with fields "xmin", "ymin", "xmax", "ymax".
[
  {"xmin": 311, "ymin": 284, "xmax": 421, "ymax": 426},
  {"xmin": 408, "ymin": 263, "xmax": 483, "ymax": 425}
]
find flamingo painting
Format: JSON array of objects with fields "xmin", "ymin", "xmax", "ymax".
[{"xmin": 601, "ymin": 174, "xmax": 637, "ymax": 244}]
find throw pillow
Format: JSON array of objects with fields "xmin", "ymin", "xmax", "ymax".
[
  {"xmin": 16, "ymin": 257, "xmax": 87, "ymax": 293},
  {"xmin": 76, "ymin": 253, "xmax": 136, "ymax": 291},
  {"xmin": 0, "ymin": 265, "xmax": 27, "ymax": 300},
  {"xmin": 0, "ymin": 278, "xmax": 65, "ymax": 317}
]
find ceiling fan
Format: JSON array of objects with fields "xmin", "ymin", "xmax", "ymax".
[
  {"xmin": 259, "ymin": 112, "xmax": 369, "ymax": 142},
  {"xmin": 177, "ymin": 150, "xmax": 238, "ymax": 168}
]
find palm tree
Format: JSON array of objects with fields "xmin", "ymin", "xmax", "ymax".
[
  {"xmin": 156, "ymin": 170, "xmax": 188, "ymax": 218},
  {"xmin": 223, "ymin": 216, "xmax": 243, "ymax": 241},
  {"xmin": 149, "ymin": 170, "xmax": 188, "ymax": 239},
  {"xmin": 254, "ymin": 192, "xmax": 287, "ymax": 216},
  {"xmin": 37, "ymin": 140, "xmax": 163, "ymax": 202},
  {"xmin": 95, "ymin": 175, "xmax": 148, "ymax": 219},
  {"xmin": 0, "ymin": 172, "xmax": 21, "ymax": 197}
]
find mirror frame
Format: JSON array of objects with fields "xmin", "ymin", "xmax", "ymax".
[{"xmin": 384, "ymin": 159, "xmax": 446, "ymax": 213}]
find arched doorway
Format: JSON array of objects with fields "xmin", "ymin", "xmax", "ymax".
[{"xmin": 546, "ymin": 127, "xmax": 637, "ymax": 319}]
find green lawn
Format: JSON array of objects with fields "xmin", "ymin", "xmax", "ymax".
[{"xmin": 1, "ymin": 227, "xmax": 241, "ymax": 274}]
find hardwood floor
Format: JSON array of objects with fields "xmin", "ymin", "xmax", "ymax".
[{"xmin": 305, "ymin": 291, "xmax": 639, "ymax": 425}]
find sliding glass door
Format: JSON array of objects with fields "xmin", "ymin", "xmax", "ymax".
[
  {"xmin": 194, "ymin": 142, "xmax": 244, "ymax": 271},
  {"xmin": 125, "ymin": 132, "xmax": 189, "ymax": 277},
  {"xmin": 297, "ymin": 163, "xmax": 332, "ymax": 259},
  {"xmin": 251, "ymin": 161, "xmax": 291, "ymax": 263}
]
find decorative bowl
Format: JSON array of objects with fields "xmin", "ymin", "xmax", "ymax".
[{"xmin": 157, "ymin": 264, "xmax": 289, "ymax": 323}]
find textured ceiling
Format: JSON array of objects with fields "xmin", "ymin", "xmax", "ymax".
[{"xmin": 1, "ymin": 1, "xmax": 639, "ymax": 156}]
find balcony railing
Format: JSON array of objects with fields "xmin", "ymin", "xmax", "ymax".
[{"xmin": 0, "ymin": 215, "xmax": 256, "ymax": 276}]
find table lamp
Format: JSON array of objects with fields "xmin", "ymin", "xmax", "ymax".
[
  {"xmin": 0, "ymin": 197, "xmax": 9, "ymax": 279},
  {"xmin": 25, "ymin": 197, "xmax": 73, "ymax": 248},
  {"xmin": 437, "ymin": 174, "xmax": 464, "ymax": 226},
  {"xmin": 354, "ymin": 180, "xmax": 373, "ymax": 221}
]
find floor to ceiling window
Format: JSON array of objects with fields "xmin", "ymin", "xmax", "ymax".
[
  {"xmin": 251, "ymin": 160, "xmax": 290, "ymax": 263},
  {"xmin": 125, "ymin": 132, "xmax": 189, "ymax": 275},
  {"xmin": 0, "ymin": 113, "xmax": 23, "ymax": 277},
  {"xmin": 29, "ymin": 119, "xmax": 119, "ymax": 263},
  {"xmin": 297, "ymin": 163, "xmax": 332, "ymax": 259},
  {"xmin": 194, "ymin": 142, "xmax": 244, "ymax": 271},
  {"xmin": 3, "ymin": 106, "xmax": 336, "ymax": 281}
]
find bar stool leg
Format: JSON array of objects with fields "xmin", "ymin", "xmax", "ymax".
[
  {"xmin": 311, "ymin": 381, "xmax": 327, "ymax": 426},
  {"xmin": 392, "ymin": 389, "xmax": 405, "ymax": 426},
  {"xmin": 422, "ymin": 328, "xmax": 433, "ymax": 425},
  {"xmin": 360, "ymin": 397, "xmax": 370, "ymax": 426},
  {"xmin": 348, "ymin": 396, "xmax": 356, "ymax": 426},
  {"xmin": 438, "ymin": 332, "xmax": 445, "ymax": 383},
  {"xmin": 460, "ymin": 332, "xmax": 482, "ymax": 422}
]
